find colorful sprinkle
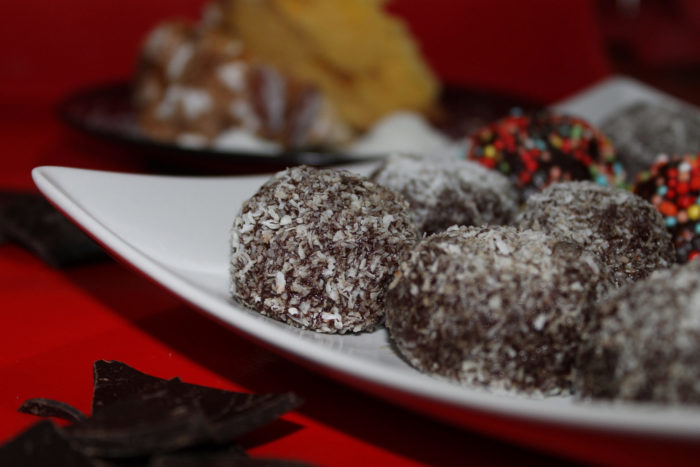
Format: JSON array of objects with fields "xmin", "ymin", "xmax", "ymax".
[
  {"xmin": 689, "ymin": 204, "xmax": 700, "ymax": 221},
  {"xmin": 467, "ymin": 110, "xmax": 626, "ymax": 202},
  {"xmin": 634, "ymin": 152, "xmax": 700, "ymax": 263}
]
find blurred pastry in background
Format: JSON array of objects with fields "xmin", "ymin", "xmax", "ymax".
[
  {"xmin": 133, "ymin": 20, "xmax": 351, "ymax": 151},
  {"xmin": 601, "ymin": 101, "xmax": 700, "ymax": 179},
  {"xmin": 213, "ymin": 0, "xmax": 439, "ymax": 132},
  {"xmin": 132, "ymin": 0, "xmax": 440, "ymax": 151}
]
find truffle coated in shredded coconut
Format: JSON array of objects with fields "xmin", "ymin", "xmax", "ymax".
[
  {"xmin": 370, "ymin": 153, "xmax": 519, "ymax": 234},
  {"xmin": 601, "ymin": 101, "xmax": 700, "ymax": 179},
  {"xmin": 230, "ymin": 165, "xmax": 418, "ymax": 333},
  {"xmin": 576, "ymin": 259, "xmax": 700, "ymax": 404},
  {"xmin": 385, "ymin": 225, "xmax": 614, "ymax": 396},
  {"xmin": 516, "ymin": 181, "xmax": 675, "ymax": 287}
]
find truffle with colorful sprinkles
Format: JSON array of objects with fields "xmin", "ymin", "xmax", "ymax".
[
  {"xmin": 385, "ymin": 225, "xmax": 614, "ymax": 396},
  {"xmin": 230, "ymin": 166, "xmax": 418, "ymax": 334},
  {"xmin": 466, "ymin": 110, "xmax": 625, "ymax": 202},
  {"xmin": 516, "ymin": 181, "xmax": 675, "ymax": 287},
  {"xmin": 634, "ymin": 153, "xmax": 700, "ymax": 263},
  {"xmin": 576, "ymin": 258, "xmax": 700, "ymax": 404}
]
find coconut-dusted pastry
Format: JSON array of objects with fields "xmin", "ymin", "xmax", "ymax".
[
  {"xmin": 230, "ymin": 166, "xmax": 418, "ymax": 334},
  {"xmin": 516, "ymin": 181, "xmax": 675, "ymax": 287},
  {"xmin": 133, "ymin": 20, "xmax": 351, "ymax": 149},
  {"xmin": 467, "ymin": 110, "xmax": 626, "ymax": 202},
  {"xmin": 385, "ymin": 225, "xmax": 614, "ymax": 396},
  {"xmin": 212, "ymin": 0, "xmax": 439, "ymax": 131},
  {"xmin": 576, "ymin": 259, "xmax": 700, "ymax": 404},
  {"xmin": 634, "ymin": 153, "xmax": 700, "ymax": 264},
  {"xmin": 370, "ymin": 153, "xmax": 518, "ymax": 234}
]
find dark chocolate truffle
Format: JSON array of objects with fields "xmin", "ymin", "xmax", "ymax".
[
  {"xmin": 230, "ymin": 166, "xmax": 418, "ymax": 333},
  {"xmin": 370, "ymin": 153, "xmax": 519, "ymax": 234},
  {"xmin": 634, "ymin": 153, "xmax": 700, "ymax": 264},
  {"xmin": 466, "ymin": 110, "xmax": 626, "ymax": 202},
  {"xmin": 516, "ymin": 181, "xmax": 675, "ymax": 287},
  {"xmin": 576, "ymin": 259, "xmax": 700, "ymax": 404},
  {"xmin": 385, "ymin": 225, "xmax": 614, "ymax": 396}
]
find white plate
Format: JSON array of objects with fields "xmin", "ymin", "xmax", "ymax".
[{"xmin": 34, "ymin": 76, "xmax": 700, "ymax": 443}]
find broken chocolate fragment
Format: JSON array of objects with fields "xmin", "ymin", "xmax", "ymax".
[
  {"xmin": 0, "ymin": 191, "xmax": 108, "ymax": 268},
  {"xmin": 4, "ymin": 360, "xmax": 304, "ymax": 465},
  {"xmin": 0, "ymin": 421, "xmax": 96, "ymax": 467},
  {"xmin": 18, "ymin": 398, "xmax": 88, "ymax": 424},
  {"xmin": 92, "ymin": 361, "xmax": 303, "ymax": 443}
]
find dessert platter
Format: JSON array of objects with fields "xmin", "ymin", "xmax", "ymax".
[
  {"xmin": 36, "ymin": 0, "xmax": 700, "ymax": 451},
  {"xmin": 33, "ymin": 75, "xmax": 700, "ymax": 441}
]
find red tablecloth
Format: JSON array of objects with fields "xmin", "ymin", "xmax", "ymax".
[{"xmin": 2, "ymin": 1, "xmax": 700, "ymax": 465}]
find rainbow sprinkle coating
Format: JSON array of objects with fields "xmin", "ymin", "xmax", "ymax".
[
  {"xmin": 634, "ymin": 153, "xmax": 700, "ymax": 263},
  {"xmin": 466, "ymin": 109, "xmax": 626, "ymax": 202}
]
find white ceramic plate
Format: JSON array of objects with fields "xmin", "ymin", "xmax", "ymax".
[{"xmin": 34, "ymin": 76, "xmax": 700, "ymax": 442}]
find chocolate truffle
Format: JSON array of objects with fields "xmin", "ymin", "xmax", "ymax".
[
  {"xmin": 230, "ymin": 166, "xmax": 418, "ymax": 333},
  {"xmin": 385, "ymin": 225, "xmax": 614, "ymax": 395},
  {"xmin": 370, "ymin": 153, "xmax": 519, "ymax": 234},
  {"xmin": 466, "ymin": 110, "xmax": 626, "ymax": 202},
  {"xmin": 576, "ymin": 259, "xmax": 700, "ymax": 404},
  {"xmin": 516, "ymin": 181, "xmax": 675, "ymax": 286},
  {"xmin": 634, "ymin": 153, "xmax": 700, "ymax": 263},
  {"xmin": 601, "ymin": 101, "xmax": 700, "ymax": 179}
]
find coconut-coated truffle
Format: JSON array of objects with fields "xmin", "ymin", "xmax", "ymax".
[
  {"xmin": 576, "ymin": 259, "xmax": 700, "ymax": 404},
  {"xmin": 385, "ymin": 225, "xmax": 614, "ymax": 396},
  {"xmin": 516, "ymin": 181, "xmax": 675, "ymax": 287},
  {"xmin": 370, "ymin": 153, "xmax": 519, "ymax": 234},
  {"xmin": 230, "ymin": 165, "xmax": 418, "ymax": 333}
]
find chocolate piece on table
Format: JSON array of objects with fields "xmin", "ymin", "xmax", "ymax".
[
  {"xmin": 6, "ymin": 360, "xmax": 303, "ymax": 464},
  {"xmin": 0, "ymin": 421, "xmax": 96, "ymax": 467},
  {"xmin": 0, "ymin": 191, "xmax": 108, "ymax": 268},
  {"xmin": 92, "ymin": 361, "xmax": 303, "ymax": 443}
]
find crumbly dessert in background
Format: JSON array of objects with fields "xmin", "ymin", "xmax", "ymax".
[
  {"xmin": 133, "ymin": 21, "xmax": 351, "ymax": 149},
  {"xmin": 576, "ymin": 259, "xmax": 700, "ymax": 405},
  {"xmin": 132, "ymin": 0, "xmax": 440, "ymax": 149},
  {"xmin": 516, "ymin": 181, "xmax": 675, "ymax": 287},
  {"xmin": 601, "ymin": 101, "xmax": 700, "ymax": 180},
  {"xmin": 230, "ymin": 166, "xmax": 418, "ymax": 334},
  {"xmin": 385, "ymin": 225, "xmax": 614, "ymax": 396},
  {"xmin": 213, "ymin": 0, "xmax": 439, "ymax": 131},
  {"xmin": 370, "ymin": 153, "xmax": 518, "ymax": 234}
]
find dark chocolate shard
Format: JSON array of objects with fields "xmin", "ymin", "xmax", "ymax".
[
  {"xmin": 0, "ymin": 191, "xmax": 109, "ymax": 268},
  {"xmin": 85, "ymin": 361, "xmax": 302, "ymax": 457},
  {"xmin": 92, "ymin": 360, "xmax": 173, "ymax": 415},
  {"xmin": 67, "ymin": 386, "xmax": 214, "ymax": 458},
  {"xmin": 147, "ymin": 443, "xmax": 249, "ymax": 467},
  {"xmin": 0, "ymin": 420, "xmax": 96, "ymax": 467},
  {"xmin": 149, "ymin": 454, "xmax": 308, "ymax": 467},
  {"xmin": 19, "ymin": 397, "xmax": 88, "ymax": 423},
  {"xmin": 4, "ymin": 361, "xmax": 303, "ymax": 463}
]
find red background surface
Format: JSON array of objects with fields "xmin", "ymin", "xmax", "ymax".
[{"xmin": 1, "ymin": 1, "xmax": 700, "ymax": 465}]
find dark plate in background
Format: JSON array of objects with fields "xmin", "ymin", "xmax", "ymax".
[{"xmin": 57, "ymin": 81, "xmax": 538, "ymax": 174}]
